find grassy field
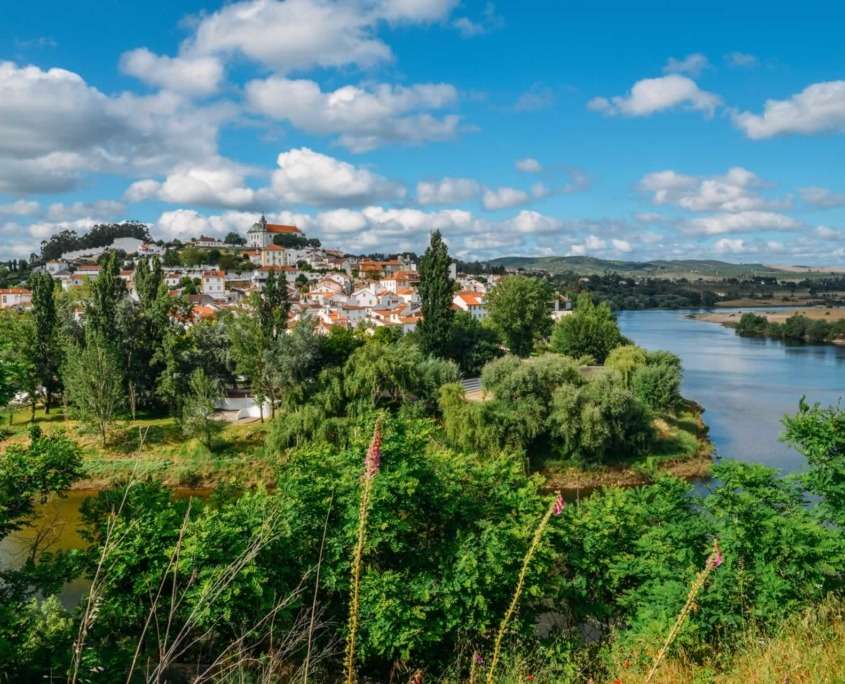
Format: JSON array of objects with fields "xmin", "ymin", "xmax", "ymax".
[
  {"xmin": 540, "ymin": 401, "xmax": 712, "ymax": 493},
  {"xmin": 0, "ymin": 407, "xmax": 273, "ymax": 489}
]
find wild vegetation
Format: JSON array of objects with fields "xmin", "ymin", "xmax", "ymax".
[
  {"xmin": 734, "ymin": 311, "xmax": 845, "ymax": 345},
  {"xmin": 0, "ymin": 233, "xmax": 843, "ymax": 681}
]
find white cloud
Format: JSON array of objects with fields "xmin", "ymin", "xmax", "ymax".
[
  {"xmin": 0, "ymin": 62, "xmax": 232, "ymax": 193},
  {"xmin": 588, "ymin": 74, "xmax": 720, "ymax": 117},
  {"xmin": 183, "ymin": 0, "xmax": 457, "ymax": 75},
  {"xmin": 815, "ymin": 225, "xmax": 843, "ymax": 240},
  {"xmin": 684, "ymin": 210, "xmax": 799, "ymax": 235},
  {"xmin": 0, "ymin": 200, "xmax": 39, "ymax": 216},
  {"xmin": 800, "ymin": 186, "xmax": 845, "ymax": 208},
  {"xmin": 482, "ymin": 186, "xmax": 530, "ymax": 210},
  {"xmin": 733, "ymin": 81, "xmax": 845, "ymax": 139},
  {"xmin": 725, "ymin": 51, "xmax": 759, "ymax": 68},
  {"xmin": 507, "ymin": 210, "xmax": 562, "ymax": 234},
  {"xmin": 46, "ymin": 200, "xmax": 124, "ymax": 221},
  {"xmin": 125, "ymin": 179, "xmax": 163, "ymax": 203},
  {"xmin": 612, "ymin": 238, "xmax": 633, "ymax": 252},
  {"xmin": 246, "ymin": 77, "xmax": 459, "ymax": 152},
  {"xmin": 663, "ymin": 53, "xmax": 709, "ymax": 76},
  {"xmin": 119, "ymin": 48, "xmax": 223, "ymax": 96},
  {"xmin": 272, "ymin": 147, "xmax": 405, "ymax": 206},
  {"xmin": 515, "ymin": 158, "xmax": 542, "ymax": 173},
  {"xmin": 124, "ymin": 160, "xmax": 259, "ymax": 208},
  {"xmin": 639, "ymin": 167, "xmax": 781, "ymax": 212},
  {"xmin": 713, "ymin": 238, "xmax": 750, "ymax": 254},
  {"xmin": 416, "ymin": 177, "xmax": 481, "ymax": 204}
]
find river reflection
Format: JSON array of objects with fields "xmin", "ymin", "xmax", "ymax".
[{"xmin": 618, "ymin": 308, "xmax": 845, "ymax": 473}]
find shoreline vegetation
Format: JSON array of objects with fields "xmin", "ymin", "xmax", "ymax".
[
  {"xmin": 1, "ymin": 396, "xmax": 713, "ymax": 494},
  {"xmin": 691, "ymin": 307, "xmax": 845, "ymax": 346}
]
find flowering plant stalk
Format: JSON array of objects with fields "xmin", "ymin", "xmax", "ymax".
[
  {"xmin": 486, "ymin": 492, "xmax": 565, "ymax": 684},
  {"xmin": 344, "ymin": 418, "xmax": 383, "ymax": 684},
  {"xmin": 644, "ymin": 541, "xmax": 723, "ymax": 683}
]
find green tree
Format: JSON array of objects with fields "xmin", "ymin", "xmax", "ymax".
[
  {"xmin": 224, "ymin": 231, "xmax": 246, "ymax": 245},
  {"xmin": 783, "ymin": 399, "xmax": 845, "ymax": 526},
  {"xmin": 486, "ymin": 275, "xmax": 552, "ymax": 357},
  {"xmin": 417, "ymin": 230, "xmax": 454, "ymax": 358},
  {"xmin": 447, "ymin": 311, "xmax": 503, "ymax": 376},
  {"xmin": 0, "ymin": 312, "xmax": 39, "ymax": 420},
  {"xmin": 549, "ymin": 293, "xmax": 624, "ymax": 363},
  {"xmin": 86, "ymin": 251, "xmax": 127, "ymax": 347},
  {"xmin": 29, "ymin": 272, "xmax": 60, "ymax": 413},
  {"xmin": 182, "ymin": 368, "xmax": 223, "ymax": 449},
  {"xmin": 604, "ymin": 344, "xmax": 648, "ymax": 387},
  {"xmin": 259, "ymin": 270, "xmax": 290, "ymax": 342},
  {"xmin": 63, "ymin": 330, "xmax": 124, "ymax": 445}
]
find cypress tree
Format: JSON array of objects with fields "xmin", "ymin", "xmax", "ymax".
[{"xmin": 418, "ymin": 230, "xmax": 454, "ymax": 358}]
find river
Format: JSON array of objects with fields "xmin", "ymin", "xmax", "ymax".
[{"xmin": 619, "ymin": 308, "xmax": 845, "ymax": 473}]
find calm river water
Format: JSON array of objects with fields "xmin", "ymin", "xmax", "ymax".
[{"xmin": 619, "ymin": 308, "xmax": 845, "ymax": 473}]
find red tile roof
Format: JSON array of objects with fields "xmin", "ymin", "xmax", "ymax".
[{"xmin": 267, "ymin": 224, "xmax": 302, "ymax": 235}]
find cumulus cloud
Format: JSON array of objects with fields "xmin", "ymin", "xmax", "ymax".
[
  {"xmin": 124, "ymin": 160, "xmax": 260, "ymax": 208},
  {"xmin": 272, "ymin": 147, "xmax": 406, "ymax": 206},
  {"xmin": 713, "ymin": 238, "xmax": 750, "ymax": 254},
  {"xmin": 588, "ymin": 74, "xmax": 720, "ymax": 117},
  {"xmin": 515, "ymin": 158, "xmax": 542, "ymax": 173},
  {"xmin": 181, "ymin": 0, "xmax": 456, "ymax": 75},
  {"xmin": 663, "ymin": 53, "xmax": 709, "ymax": 76},
  {"xmin": 482, "ymin": 186, "xmax": 531, "ymax": 210},
  {"xmin": 815, "ymin": 225, "xmax": 843, "ymax": 240},
  {"xmin": 119, "ymin": 48, "xmax": 224, "ymax": 96},
  {"xmin": 638, "ymin": 167, "xmax": 783, "ymax": 212},
  {"xmin": 733, "ymin": 81, "xmax": 845, "ymax": 139},
  {"xmin": 800, "ymin": 186, "xmax": 845, "ymax": 208},
  {"xmin": 683, "ymin": 210, "xmax": 799, "ymax": 235},
  {"xmin": 246, "ymin": 77, "xmax": 459, "ymax": 152},
  {"xmin": 0, "ymin": 200, "xmax": 39, "ymax": 216},
  {"xmin": 0, "ymin": 62, "xmax": 232, "ymax": 193},
  {"xmin": 416, "ymin": 177, "xmax": 481, "ymax": 204}
]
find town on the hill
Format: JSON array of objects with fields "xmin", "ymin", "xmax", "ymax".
[{"xmin": 0, "ymin": 216, "xmax": 576, "ymax": 331}]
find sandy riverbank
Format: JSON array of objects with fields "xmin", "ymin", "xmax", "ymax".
[{"xmin": 692, "ymin": 307, "xmax": 845, "ymax": 326}]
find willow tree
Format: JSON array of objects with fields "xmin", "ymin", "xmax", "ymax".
[{"xmin": 417, "ymin": 230, "xmax": 454, "ymax": 359}]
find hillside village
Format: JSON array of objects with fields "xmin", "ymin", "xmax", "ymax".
[{"xmin": 0, "ymin": 216, "xmax": 566, "ymax": 332}]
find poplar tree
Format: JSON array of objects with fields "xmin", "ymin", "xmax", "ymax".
[
  {"xmin": 29, "ymin": 272, "xmax": 60, "ymax": 412},
  {"xmin": 418, "ymin": 230, "xmax": 454, "ymax": 358}
]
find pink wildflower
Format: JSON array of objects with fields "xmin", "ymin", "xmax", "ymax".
[
  {"xmin": 474, "ymin": 653, "xmax": 484, "ymax": 665},
  {"xmin": 553, "ymin": 492, "xmax": 565, "ymax": 516},
  {"xmin": 365, "ymin": 421, "xmax": 382, "ymax": 478}
]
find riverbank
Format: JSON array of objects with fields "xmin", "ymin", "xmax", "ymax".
[
  {"xmin": 3, "ymin": 398, "xmax": 712, "ymax": 494},
  {"xmin": 692, "ymin": 306, "xmax": 845, "ymax": 327},
  {"xmin": 541, "ymin": 400, "xmax": 713, "ymax": 494}
]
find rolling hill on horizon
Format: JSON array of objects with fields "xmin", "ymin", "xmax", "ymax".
[{"xmin": 485, "ymin": 256, "xmax": 843, "ymax": 279}]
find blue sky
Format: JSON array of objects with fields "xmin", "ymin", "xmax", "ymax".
[{"xmin": 2, "ymin": 0, "xmax": 845, "ymax": 264}]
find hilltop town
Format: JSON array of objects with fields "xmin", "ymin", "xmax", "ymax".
[{"xmin": 0, "ymin": 216, "xmax": 537, "ymax": 330}]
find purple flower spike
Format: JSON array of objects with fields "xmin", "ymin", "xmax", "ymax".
[
  {"xmin": 365, "ymin": 420, "xmax": 382, "ymax": 478},
  {"xmin": 553, "ymin": 492, "xmax": 565, "ymax": 516},
  {"xmin": 474, "ymin": 653, "xmax": 484, "ymax": 665}
]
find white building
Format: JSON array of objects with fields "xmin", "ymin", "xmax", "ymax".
[
  {"xmin": 453, "ymin": 290, "xmax": 487, "ymax": 320},
  {"xmin": 247, "ymin": 215, "xmax": 303, "ymax": 249},
  {"xmin": 0, "ymin": 288, "xmax": 32, "ymax": 309},
  {"xmin": 201, "ymin": 270, "xmax": 226, "ymax": 299}
]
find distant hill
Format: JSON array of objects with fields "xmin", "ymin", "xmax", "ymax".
[{"xmin": 485, "ymin": 256, "xmax": 837, "ymax": 279}]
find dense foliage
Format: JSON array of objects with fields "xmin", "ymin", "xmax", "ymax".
[
  {"xmin": 735, "ymin": 311, "xmax": 845, "ymax": 344},
  {"xmin": 38, "ymin": 222, "xmax": 151, "ymax": 262}
]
